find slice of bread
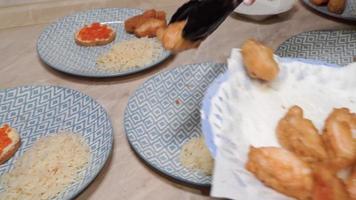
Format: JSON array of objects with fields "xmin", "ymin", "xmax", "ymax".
[
  {"xmin": 0, "ymin": 124, "xmax": 21, "ymax": 165},
  {"xmin": 75, "ymin": 23, "xmax": 116, "ymax": 46}
]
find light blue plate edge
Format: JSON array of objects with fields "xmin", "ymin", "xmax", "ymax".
[
  {"xmin": 36, "ymin": 8, "xmax": 172, "ymax": 78},
  {"xmin": 0, "ymin": 84, "xmax": 114, "ymax": 200},
  {"xmin": 201, "ymin": 57, "xmax": 341, "ymax": 158}
]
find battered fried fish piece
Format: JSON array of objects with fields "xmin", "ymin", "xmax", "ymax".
[
  {"xmin": 246, "ymin": 146, "xmax": 314, "ymax": 200},
  {"xmin": 157, "ymin": 21, "xmax": 200, "ymax": 53},
  {"xmin": 277, "ymin": 105, "xmax": 328, "ymax": 163},
  {"xmin": 155, "ymin": 11, "xmax": 166, "ymax": 21},
  {"xmin": 323, "ymin": 108, "xmax": 356, "ymax": 170},
  {"xmin": 312, "ymin": 164, "xmax": 351, "ymax": 200},
  {"xmin": 241, "ymin": 39, "xmax": 279, "ymax": 81},
  {"xmin": 124, "ymin": 9, "xmax": 166, "ymax": 35},
  {"xmin": 347, "ymin": 166, "xmax": 356, "ymax": 200},
  {"xmin": 134, "ymin": 18, "xmax": 167, "ymax": 38},
  {"xmin": 124, "ymin": 10, "xmax": 156, "ymax": 33},
  {"xmin": 327, "ymin": 108, "xmax": 356, "ymax": 129},
  {"xmin": 328, "ymin": 0, "xmax": 346, "ymax": 14}
]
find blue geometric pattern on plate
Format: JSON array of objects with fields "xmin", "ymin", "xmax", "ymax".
[
  {"xmin": 201, "ymin": 58, "xmax": 340, "ymax": 158},
  {"xmin": 37, "ymin": 8, "xmax": 171, "ymax": 78},
  {"xmin": 276, "ymin": 30, "xmax": 356, "ymax": 66},
  {"xmin": 0, "ymin": 85, "xmax": 113, "ymax": 199},
  {"xmin": 302, "ymin": 0, "xmax": 356, "ymax": 21},
  {"xmin": 124, "ymin": 63, "xmax": 226, "ymax": 186}
]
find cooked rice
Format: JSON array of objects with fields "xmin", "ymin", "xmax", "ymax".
[
  {"xmin": 96, "ymin": 37, "xmax": 163, "ymax": 71},
  {"xmin": 180, "ymin": 136, "xmax": 214, "ymax": 175},
  {"xmin": 0, "ymin": 133, "xmax": 90, "ymax": 200}
]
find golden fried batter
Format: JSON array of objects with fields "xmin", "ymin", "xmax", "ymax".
[
  {"xmin": 328, "ymin": 0, "xmax": 346, "ymax": 14},
  {"xmin": 246, "ymin": 146, "xmax": 314, "ymax": 200},
  {"xmin": 157, "ymin": 21, "xmax": 200, "ymax": 53},
  {"xmin": 323, "ymin": 108, "xmax": 356, "ymax": 170},
  {"xmin": 241, "ymin": 39, "xmax": 279, "ymax": 81},
  {"xmin": 347, "ymin": 166, "xmax": 356, "ymax": 200},
  {"xmin": 312, "ymin": 164, "xmax": 351, "ymax": 200},
  {"xmin": 277, "ymin": 105, "xmax": 328, "ymax": 163},
  {"xmin": 134, "ymin": 18, "xmax": 167, "ymax": 38},
  {"xmin": 327, "ymin": 108, "xmax": 356, "ymax": 129},
  {"xmin": 155, "ymin": 11, "xmax": 166, "ymax": 21}
]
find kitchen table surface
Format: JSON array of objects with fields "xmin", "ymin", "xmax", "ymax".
[{"xmin": 0, "ymin": 0, "xmax": 354, "ymax": 199}]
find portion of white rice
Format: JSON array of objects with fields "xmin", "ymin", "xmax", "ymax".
[
  {"xmin": 180, "ymin": 136, "xmax": 214, "ymax": 175},
  {"xmin": 0, "ymin": 133, "xmax": 90, "ymax": 200},
  {"xmin": 96, "ymin": 37, "xmax": 163, "ymax": 72}
]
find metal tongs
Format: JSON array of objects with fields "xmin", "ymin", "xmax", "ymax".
[{"xmin": 170, "ymin": 0, "xmax": 244, "ymax": 42}]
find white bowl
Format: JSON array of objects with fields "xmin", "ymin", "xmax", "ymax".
[{"xmin": 234, "ymin": 0, "xmax": 296, "ymax": 20}]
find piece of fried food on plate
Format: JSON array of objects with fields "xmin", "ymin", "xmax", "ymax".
[
  {"xmin": 124, "ymin": 9, "xmax": 167, "ymax": 37},
  {"xmin": 246, "ymin": 146, "xmax": 314, "ymax": 200},
  {"xmin": 241, "ymin": 39, "xmax": 279, "ymax": 81},
  {"xmin": 312, "ymin": 164, "xmax": 351, "ymax": 200},
  {"xmin": 277, "ymin": 105, "xmax": 328, "ymax": 163},
  {"xmin": 157, "ymin": 21, "xmax": 200, "ymax": 53},
  {"xmin": 322, "ymin": 108, "xmax": 356, "ymax": 170},
  {"xmin": 133, "ymin": 18, "xmax": 167, "ymax": 38},
  {"xmin": 346, "ymin": 166, "xmax": 356, "ymax": 200},
  {"xmin": 328, "ymin": 0, "xmax": 347, "ymax": 14}
]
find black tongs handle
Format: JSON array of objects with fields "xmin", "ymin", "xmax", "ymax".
[{"xmin": 170, "ymin": 0, "xmax": 243, "ymax": 41}]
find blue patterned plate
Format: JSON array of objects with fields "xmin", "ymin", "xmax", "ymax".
[
  {"xmin": 276, "ymin": 30, "xmax": 356, "ymax": 66},
  {"xmin": 302, "ymin": 0, "xmax": 356, "ymax": 21},
  {"xmin": 124, "ymin": 63, "xmax": 226, "ymax": 186},
  {"xmin": 0, "ymin": 85, "xmax": 113, "ymax": 199},
  {"xmin": 37, "ymin": 8, "xmax": 171, "ymax": 78}
]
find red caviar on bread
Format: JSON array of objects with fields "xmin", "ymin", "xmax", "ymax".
[
  {"xmin": 0, "ymin": 124, "xmax": 20, "ymax": 165},
  {"xmin": 75, "ymin": 22, "xmax": 116, "ymax": 46}
]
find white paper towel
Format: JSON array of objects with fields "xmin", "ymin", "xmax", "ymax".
[{"xmin": 210, "ymin": 49, "xmax": 356, "ymax": 200}]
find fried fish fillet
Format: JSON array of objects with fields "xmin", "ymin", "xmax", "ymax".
[
  {"xmin": 246, "ymin": 146, "xmax": 314, "ymax": 200},
  {"xmin": 241, "ymin": 39, "xmax": 279, "ymax": 81},
  {"xmin": 312, "ymin": 164, "xmax": 351, "ymax": 200},
  {"xmin": 277, "ymin": 105, "xmax": 328, "ymax": 163},
  {"xmin": 322, "ymin": 108, "xmax": 356, "ymax": 170},
  {"xmin": 157, "ymin": 21, "xmax": 200, "ymax": 53},
  {"xmin": 134, "ymin": 18, "xmax": 167, "ymax": 38},
  {"xmin": 328, "ymin": 0, "xmax": 347, "ymax": 14},
  {"xmin": 124, "ymin": 9, "xmax": 167, "ymax": 37},
  {"xmin": 347, "ymin": 166, "xmax": 356, "ymax": 200}
]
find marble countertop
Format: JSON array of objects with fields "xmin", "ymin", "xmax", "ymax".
[{"xmin": 0, "ymin": 0, "xmax": 354, "ymax": 199}]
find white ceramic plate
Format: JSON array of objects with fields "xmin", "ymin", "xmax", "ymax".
[{"xmin": 234, "ymin": 0, "xmax": 296, "ymax": 20}]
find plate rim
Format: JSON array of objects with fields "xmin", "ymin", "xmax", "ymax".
[
  {"xmin": 36, "ymin": 7, "xmax": 172, "ymax": 78},
  {"xmin": 124, "ymin": 62, "xmax": 227, "ymax": 188},
  {"xmin": 0, "ymin": 84, "xmax": 114, "ymax": 199},
  {"xmin": 234, "ymin": 0, "xmax": 296, "ymax": 16}
]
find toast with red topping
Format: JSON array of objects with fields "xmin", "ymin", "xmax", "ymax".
[
  {"xmin": 75, "ymin": 22, "xmax": 116, "ymax": 46},
  {"xmin": 0, "ymin": 124, "xmax": 20, "ymax": 165}
]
